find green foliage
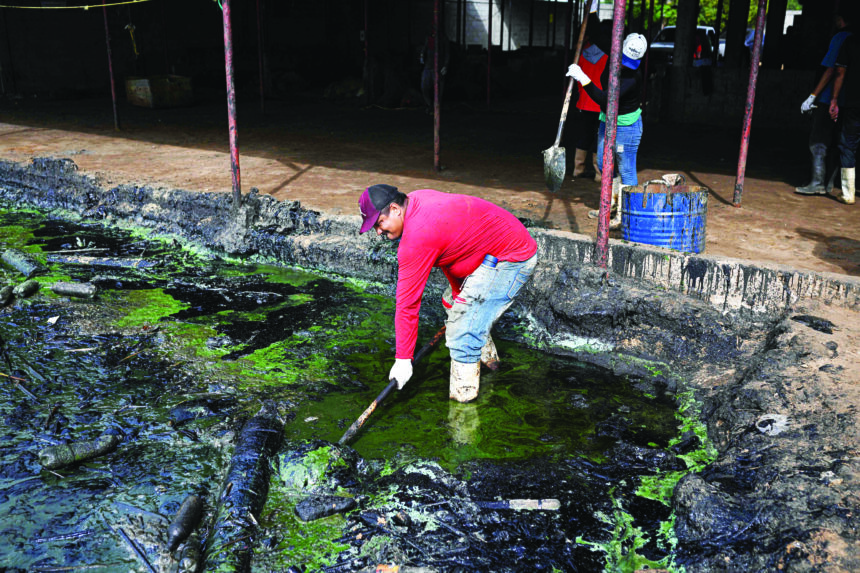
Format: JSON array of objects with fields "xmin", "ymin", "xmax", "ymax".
[{"xmin": 624, "ymin": 0, "xmax": 800, "ymax": 32}]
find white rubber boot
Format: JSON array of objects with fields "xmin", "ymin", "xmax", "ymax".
[
  {"xmin": 609, "ymin": 177, "xmax": 622, "ymax": 229},
  {"xmin": 450, "ymin": 360, "xmax": 481, "ymax": 403},
  {"xmin": 841, "ymin": 167, "xmax": 856, "ymax": 204},
  {"xmin": 480, "ymin": 335, "xmax": 500, "ymax": 371},
  {"xmin": 571, "ymin": 148, "xmax": 588, "ymax": 179},
  {"xmin": 588, "ymin": 177, "xmax": 621, "ymax": 220}
]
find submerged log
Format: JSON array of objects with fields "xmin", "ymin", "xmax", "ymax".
[
  {"xmin": 51, "ymin": 281, "xmax": 98, "ymax": 299},
  {"xmin": 45, "ymin": 254, "xmax": 158, "ymax": 269},
  {"xmin": 37, "ymin": 434, "xmax": 121, "ymax": 470},
  {"xmin": 475, "ymin": 498, "xmax": 561, "ymax": 510},
  {"xmin": 167, "ymin": 494, "xmax": 204, "ymax": 552},
  {"xmin": 1, "ymin": 248, "xmax": 47, "ymax": 278},
  {"xmin": 0, "ymin": 285, "xmax": 11, "ymax": 306},
  {"xmin": 201, "ymin": 403, "xmax": 283, "ymax": 572},
  {"xmin": 12, "ymin": 279, "xmax": 40, "ymax": 298},
  {"xmin": 295, "ymin": 495, "xmax": 357, "ymax": 522}
]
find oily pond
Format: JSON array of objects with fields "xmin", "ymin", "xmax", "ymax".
[{"xmin": 0, "ymin": 206, "xmax": 712, "ymax": 572}]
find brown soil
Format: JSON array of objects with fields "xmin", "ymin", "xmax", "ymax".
[{"xmin": 1, "ymin": 94, "xmax": 858, "ymax": 278}]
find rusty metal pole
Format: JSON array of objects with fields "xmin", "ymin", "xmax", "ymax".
[
  {"xmin": 434, "ymin": 0, "xmax": 442, "ymax": 171},
  {"xmin": 596, "ymin": 0, "xmax": 627, "ymax": 269},
  {"xmin": 221, "ymin": 0, "xmax": 242, "ymax": 208},
  {"xmin": 487, "ymin": 0, "xmax": 493, "ymax": 106},
  {"xmin": 364, "ymin": 0, "xmax": 370, "ymax": 104},
  {"xmin": 732, "ymin": 0, "xmax": 767, "ymax": 207},
  {"xmin": 256, "ymin": 0, "xmax": 265, "ymax": 113},
  {"xmin": 641, "ymin": 0, "xmax": 653, "ymax": 109},
  {"xmin": 102, "ymin": 1, "xmax": 120, "ymax": 131}
]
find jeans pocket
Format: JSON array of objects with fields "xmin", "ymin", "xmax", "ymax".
[{"xmin": 505, "ymin": 272, "xmax": 528, "ymax": 301}]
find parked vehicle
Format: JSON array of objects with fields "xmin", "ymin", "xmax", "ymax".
[{"xmin": 649, "ymin": 26, "xmax": 718, "ymax": 67}]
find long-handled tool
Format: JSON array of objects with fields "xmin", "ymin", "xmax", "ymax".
[
  {"xmin": 338, "ymin": 325, "xmax": 446, "ymax": 445},
  {"xmin": 542, "ymin": 11, "xmax": 592, "ymax": 193}
]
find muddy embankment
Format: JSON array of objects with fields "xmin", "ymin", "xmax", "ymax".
[{"xmin": 2, "ymin": 157, "xmax": 860, "ymax": 571}]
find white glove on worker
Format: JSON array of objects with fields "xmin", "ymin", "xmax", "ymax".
[
  {"xmin": 389, "ymin": 358, "xmax": 413, "ymax": 389},
  {"xmin": 567, "ymin": 64, "xmax": 592, "ymax": 86},
  {"xmin": 590, "ymin": 0, "xmax": 599, "ymax": 13},
  {"xmin": 441, "ymin": 66, "xmax": 447, "ymax": 76},
  {"xmin": 800, "ymin": 94, "xmax": 817, "ymax": 114}
]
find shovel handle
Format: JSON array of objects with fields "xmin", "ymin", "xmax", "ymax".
[
  {"xmin": 338, "ymin": 325, "xmax": 447, "ymax": 445},
  {"xmin": 553, "ymin": 10, "xmax": 592, "ymax": 148}
]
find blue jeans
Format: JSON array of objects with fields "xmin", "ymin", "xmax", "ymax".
[
  {"xmin": 445, "ymin": 254, "xmax": 538, "ymax": 363},
  {"xmin": 597, "ymin": 117, "xmax": 643, "ymax": 186}
]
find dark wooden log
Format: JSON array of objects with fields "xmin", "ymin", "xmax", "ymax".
[
  {"xmin": 45, "ymin": 254, "xmax": 158, "ymax": 269},
  {"xmin": 51, "ymin": 281, "xmax": 98, "ymax": 298},
  {"xmin": 12, "ymin": 279, "xmax": 39, "ymax": 298},
  {"xmin": 167, "ymin": 494, "xmax": 204, "ymax": 552},
  {"xmin": 1, "ymin": 248, "xmax": 47, "ymax": 278},
  {"xmin": 38, "ymin": 434, "xmax": 121, "ymax": 470}
]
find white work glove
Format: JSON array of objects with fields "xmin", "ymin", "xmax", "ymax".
[
  {"xmin": 800, "ymin": 94, "xmax": 817, "ymax": 114},
  {"xmin": 590, "ymin": 0, "xmax": 599, "ymax": 13},
  {"xmin": 566, "ymin": 64, "xmax": 592, "ymax": 86},
  {"xmin": 441, "ymin": 66, "xmax": 447, "ymax": 76},
  {"xmin": 389, "ymin": 358, "xmax": 413, "ymax": 389}
]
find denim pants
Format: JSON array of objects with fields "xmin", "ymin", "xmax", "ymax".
[
  {"xmin": 597, "ymin": 116, "xmax": 643, "ymax": 186},
  {"xmin": 444, "ymin": 254, "xmax": 538, "ymax": 363}
]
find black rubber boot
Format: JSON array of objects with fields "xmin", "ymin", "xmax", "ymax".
[{"xmin": 795, "ymin": 144, "xmax": 827, "ymax": 195}]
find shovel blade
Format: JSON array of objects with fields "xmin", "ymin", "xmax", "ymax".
[{"xmin": 543, "ymin": 145, "xmax": 566, "ymax": 193}]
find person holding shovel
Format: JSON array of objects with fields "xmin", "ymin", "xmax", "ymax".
[
  {"xmin": 358, "ymin": 184, "xmax": 537, "ymax": 403},
  {"xmin": 567, "ymin": 11, "xmax": 647, "ymax": 229}
]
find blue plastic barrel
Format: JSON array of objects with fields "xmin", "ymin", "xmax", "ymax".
[{"xmin": 620, "ymin": 177, "xmax": 708, "ymax": 254}]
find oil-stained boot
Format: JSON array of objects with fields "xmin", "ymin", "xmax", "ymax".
[
  {"xmin": 480, "ymin": 335, "xmax": 500, "ymax": 371},
  {"xmin": 609, "ymin": 178, "xmax": 623, "ymax": 230},
  {"xmin": 796, "ymin": 144, "xmax": 827, "ymax": 195},
  {"xmin": 840, "ymin": 167, "xmax": 856, "ymax": 204},
  {"xmin": 450, "ymin": 360, "xmax": 481, "ymax": 403},
  {"xmin": 571, "ymin": 149, "xmax": 588, "ymax": 179},
  {"xmin": 592, "ymin": 152, "xmax": 602, "ymax": 183},
  {"xmin": 588, "ymin": 177, "xmax": 621, "ymax": 220}
]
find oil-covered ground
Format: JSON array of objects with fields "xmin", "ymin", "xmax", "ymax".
[
  {"xmin": 0, "ymin": 208, "xmax": 712, "ymax": 572},
  {"xmin": 1, "ymin": 160, "xmax": 859, "ymax": 572}
]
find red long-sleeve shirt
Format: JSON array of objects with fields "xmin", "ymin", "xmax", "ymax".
[{"xmin": 394, "ymin": 190, "xmax": 537, "ymax": 359}]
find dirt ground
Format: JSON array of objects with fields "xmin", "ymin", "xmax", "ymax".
[{"xmin": 1, "ymin": 92, "xmax": 858, "ymax": 278}]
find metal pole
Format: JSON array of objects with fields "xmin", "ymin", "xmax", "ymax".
[
  {"xmin": 102, "ymin": 1, "xmax": 120, "ymax": 131},
  {"xmin": 462, "ymin": 0, "xmax": 467, "ymax": 45},
  {"xmin": 500, "ymin": 0, "xmax": 505, "ymax": 52},
  {"xmin": 256, "ymin": 0, "xmax": 265, "ymax": 113},
  {"xmin": 364, "ymin": 0, "xmax": 370, "ymax": 104},
  {"xmin": 564, "ymin": 0, "xmax": 573, "ymax": 66},
  {"xmin": 714, "ymin": 0, "xmax": 724, "ymax": 45},
  {"xmin": 456, "ymin": 0, "xmax": 462, "ymax": 47},
  {"xmin": 222, "ymin": 0, "xmax": 242, "ymax": 208},
  {"xmin": 529, "ymin": 0, "xmax": 535, "ymax": 48},
  {"xmin": 596, "ymin": 0, "xmax": 627, "ymax": 269},
  {"xmin": 641, "ymin": 0, "xmax": 653, "ymax": 108},
  {"xmin": 732, "ymin": 0, "xmax": 767, "ymax": 207},
  {"xmin": 434, "ymin": 0, "xmax": 442, "ymax": 171},
  {"xmin": 487, "ymin": 0, "xmax": 492, "ymax": 106},
  {"xmin": 508, "ymin": 0, "xmax": 513, "ymax": 51}
]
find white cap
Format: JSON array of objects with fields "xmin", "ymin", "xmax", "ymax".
[{"xmin": 623, "ymin": 33, "xmax": 648, "ymax": 60}]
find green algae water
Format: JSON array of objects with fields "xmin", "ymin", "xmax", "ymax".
[{"xmin": 0, "ymin": 208, "xmax": 702, "ymax": 572}]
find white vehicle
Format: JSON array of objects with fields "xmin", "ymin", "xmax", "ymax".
[{"xmin": 649, "ymin": 26, "xmax": 719, "ymax": 66}]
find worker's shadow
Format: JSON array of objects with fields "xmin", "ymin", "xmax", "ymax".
[
  {"xmin": 795, "ymin": 227, "xmax": 860, "ymax": 275},
  {"xmin": 538, "ymin": 187, "xmax": 581, "ymax": 234}
]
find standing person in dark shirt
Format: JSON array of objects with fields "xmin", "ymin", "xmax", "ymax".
[
  {"xmin": 566, "ymin": 13, "xmax": 647, "ymax": 229},
  {"xmin": 830, "ymin": 29, "xmax": 860, "ymax": 205},
  {"xmin": 796, "ymin": 9, "xmax": 852, "ymax": 196}
]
